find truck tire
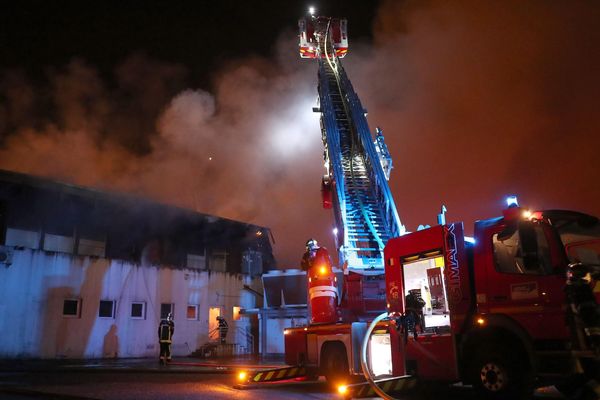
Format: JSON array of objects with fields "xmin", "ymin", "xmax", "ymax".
[
  {"xmin": 467, "ymin": 346, "xmax": 533, "ymax": 400},
  {"xmin": 321, "ymin": 342, "xmax": 349, "ymax": 385}
]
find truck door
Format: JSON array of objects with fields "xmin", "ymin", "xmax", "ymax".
[
  {"xmin": 386, "ymin": 224, "xmax": 469, "ymax": 381},
  {"xmin": 481, "ymin": 221, "xmax": 569, "ymax": 340}
]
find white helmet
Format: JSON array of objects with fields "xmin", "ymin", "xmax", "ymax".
[{"xmin": 306, "ymin": 238, "xmax": 318, "ymax": 251}]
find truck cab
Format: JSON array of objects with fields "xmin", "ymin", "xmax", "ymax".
[{"xmin": 384, "ymin": 204, "xmax": 600, "ymax": 398}]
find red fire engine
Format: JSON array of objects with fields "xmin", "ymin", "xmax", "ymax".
[
  {"xmin": 285, "ymin": 200, "xmax": 600, "ymax": 398},
  {"xmin": 241, "ymin": 11, "xmax": 599, "ymax": 399},
  {"xmin": 383, "ymin": 203, "xmax": 600, "ymax": 397}
]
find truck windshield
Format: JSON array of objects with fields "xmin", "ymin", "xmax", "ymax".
[{"xmin": 550, "ymin": 213, "xmax": 600, "ymax": 265}]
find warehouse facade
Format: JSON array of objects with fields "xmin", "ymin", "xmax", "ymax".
[{"xmin": 0, "ymin": 170, "xmax": 273, "ymax": 359}]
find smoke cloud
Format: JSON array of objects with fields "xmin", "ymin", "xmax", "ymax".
[
  {"xmin": 348, "ymin": 0, "xmax": 600, "ymax": 231},
  {"xmin": 1, "ymin": 1, "xmax": 599, "ymax": 267},
  {"xmin": 0, "ymin": 48, "xmax": 327, "ymax": 267}
]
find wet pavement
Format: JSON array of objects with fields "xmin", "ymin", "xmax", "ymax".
[
  {"xmin": 0, "ymin": 356, "xmax": 567, "ymax": 399},
  {"xmin": 0, "ymin": 356, "xmax": 288, "ymax": 399},
  {"xmin": 0, "ymin": 355, "xmax": 285, "ymax": 374}
]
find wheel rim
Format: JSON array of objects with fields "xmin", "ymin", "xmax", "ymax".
[{"xmin": 480, "ymin": 362, "xmax": 506, "ymax": 392}]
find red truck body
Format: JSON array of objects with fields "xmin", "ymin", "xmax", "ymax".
[{"xmin": 285, "ymin": 206, "xmax": 600, "ymax": 395}]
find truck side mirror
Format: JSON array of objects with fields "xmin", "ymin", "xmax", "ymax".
[{"xmin": 519, "ymin": 221, "xmax": 539, "ymax": 271}]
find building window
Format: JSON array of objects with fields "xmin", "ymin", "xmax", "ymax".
[
  {"xmin": 99, "ymin": 300, "xmax": 116, "ymax": 318},
  {"xmin": 130, "ymin": 302, "xmax": 146, "ymax": 319},
  {"xmin": 78, "ymin": 238, "xmax": 106, "ymax": 258},
  {"xmin": 5, "ymin": 228, "xmax": 40, "ymax": 249},
  {"xmin": 63, "ymin": 298, "xmax": 81, "ymax": 318},
  {"xmin": 242, "ymin": 249, "xmax": 262, "ymax": 276},
  {"xmin": 186, "ymin": 305, "xmax": 199, "ymax": 320},
  {"xmin": 186, "ymin": 254, "xmax": 206, "ymax": 270},
  {"xmin": 160, "ymin": 303, "xmax": 174, "ymax": 319},
  {"xmin": 233, "ymin": 306, "xmax": 241, "ymax": 321},
  {"xmin": 44, "ymin": 233, "xmax": 74, "ymax": 253},
  {"xmin": 210, "ymin": 251, "xmax": 227, "ymax": 272}
]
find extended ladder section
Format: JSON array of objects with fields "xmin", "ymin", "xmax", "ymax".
[{"xmin": 316, "ymin": 40, "xmax": 404, "ymax": 271}]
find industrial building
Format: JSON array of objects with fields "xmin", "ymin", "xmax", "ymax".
[{"xmin": 0, "ymin": 170, "xmax": 273, "ymax": 359}]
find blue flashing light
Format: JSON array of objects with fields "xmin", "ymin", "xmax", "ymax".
[
  {"xmin": 505, "ymin": 195, "xmax": 519, "ymax": 208},
  {"xmin": 464, "ymin": 236, "xmax": 476, "ymax": 245}
]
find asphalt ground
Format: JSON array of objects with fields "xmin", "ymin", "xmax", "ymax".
[
  {"xmin": 0, "ymin": 356, "xmax": 284, "ymax": 374},
  {"xmin": 0, "ymin": 356, "xmax": 567, "ymax": 399}
]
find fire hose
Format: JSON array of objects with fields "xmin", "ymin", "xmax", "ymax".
[{"xmin": 360, "ymin": 312, "xmax": 397, "ymax": 400}]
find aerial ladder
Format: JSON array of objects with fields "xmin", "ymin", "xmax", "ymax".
[
  {"xmin": 302, "ymin": 13, "xmax": 405, "ymax": 326},
  {"xmin": 236, "ymin": 13, "xmax": 408, "ymax": 390},
  {"xmin": 312, "ymin": 16, "xmax": 403, "ymax": 271}
]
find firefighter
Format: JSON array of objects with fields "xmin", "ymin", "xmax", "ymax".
[
  {"xmin": 404, "ymin": 289, "xmax": 426, "ymax": 340},
  {"xmin": 158, "ymin": 313, "xmax": 175, "ymax": 364},
  {"xmin": 301, "ymin": 238, "xmax": 319, "ymax": 271},
  {"xmin": 559, "ymin": 262, "xmax": 600, "ymax": 399},
  {"xmin": 217, "ymin": 316, "xmax": 228, "ymax": 344}
]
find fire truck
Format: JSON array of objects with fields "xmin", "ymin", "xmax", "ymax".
[{"xmin": 280, "ymin": 12, "xmax": 599, "ymax": 399}]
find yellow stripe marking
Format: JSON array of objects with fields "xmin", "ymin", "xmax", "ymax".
[
  {"xmin": 253, "ymin": 372, "xmax": 262, "ymax": 382},
  {"xmin": 276, "ymin": 369, "xmax": 286, "ymax": 379},
  {"xmin": 265, "ymin": 371, "xmax": 274, "ymax": 381}
]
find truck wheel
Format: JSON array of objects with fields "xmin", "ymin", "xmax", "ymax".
[
  {"xmin": 468, "ymin": 348, "xmax": 532, "ymax": 400},
  {"xmin": 321, "ymin": 343, "xmax": 349, "ymax": 385}
]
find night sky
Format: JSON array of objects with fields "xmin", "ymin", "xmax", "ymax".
[{"xmin": 1, "ymin": 1, "xmax": 599, "ymax": 267}]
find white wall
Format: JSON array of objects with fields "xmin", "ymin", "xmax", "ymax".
[{"xmin": 0, "ymin": 248, "xmax": 258, "ymax": 359}]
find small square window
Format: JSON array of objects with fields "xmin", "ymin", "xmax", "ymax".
[
  {"xmin": 160, "ymin": 303, "xmax": 174, "ymax": 319},
  {"xmin": 99, "ymin": 300, "xmax": 116, "ymax": 318},
  {"xmin": 63, "ymin": 299, "xmax": 81, "ymax": 318},
  {"xmin": 186, "ymin": 305, "xmax": 198, "ymax": 320},
  {"xmin": 131, "ymin": 302, "xmax": 146, "ymax": 319}
]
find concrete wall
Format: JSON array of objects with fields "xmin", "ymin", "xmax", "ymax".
[{"xmin": 0, "ymin": 248, "xmax": 257, "ymax": 359}]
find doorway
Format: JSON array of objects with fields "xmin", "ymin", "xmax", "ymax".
[{"xmin": 208, "ymin": 307, "xmax": 221, "ymax": 341}]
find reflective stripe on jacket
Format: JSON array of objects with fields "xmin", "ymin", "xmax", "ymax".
[{"xmin": 158, "ymin": 320, "xmax": 174, "ymax": 343}]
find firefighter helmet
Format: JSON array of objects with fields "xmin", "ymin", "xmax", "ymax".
[{"xmin": 306, "ymin": 238, "xmax": 318, "ymax": 251}]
